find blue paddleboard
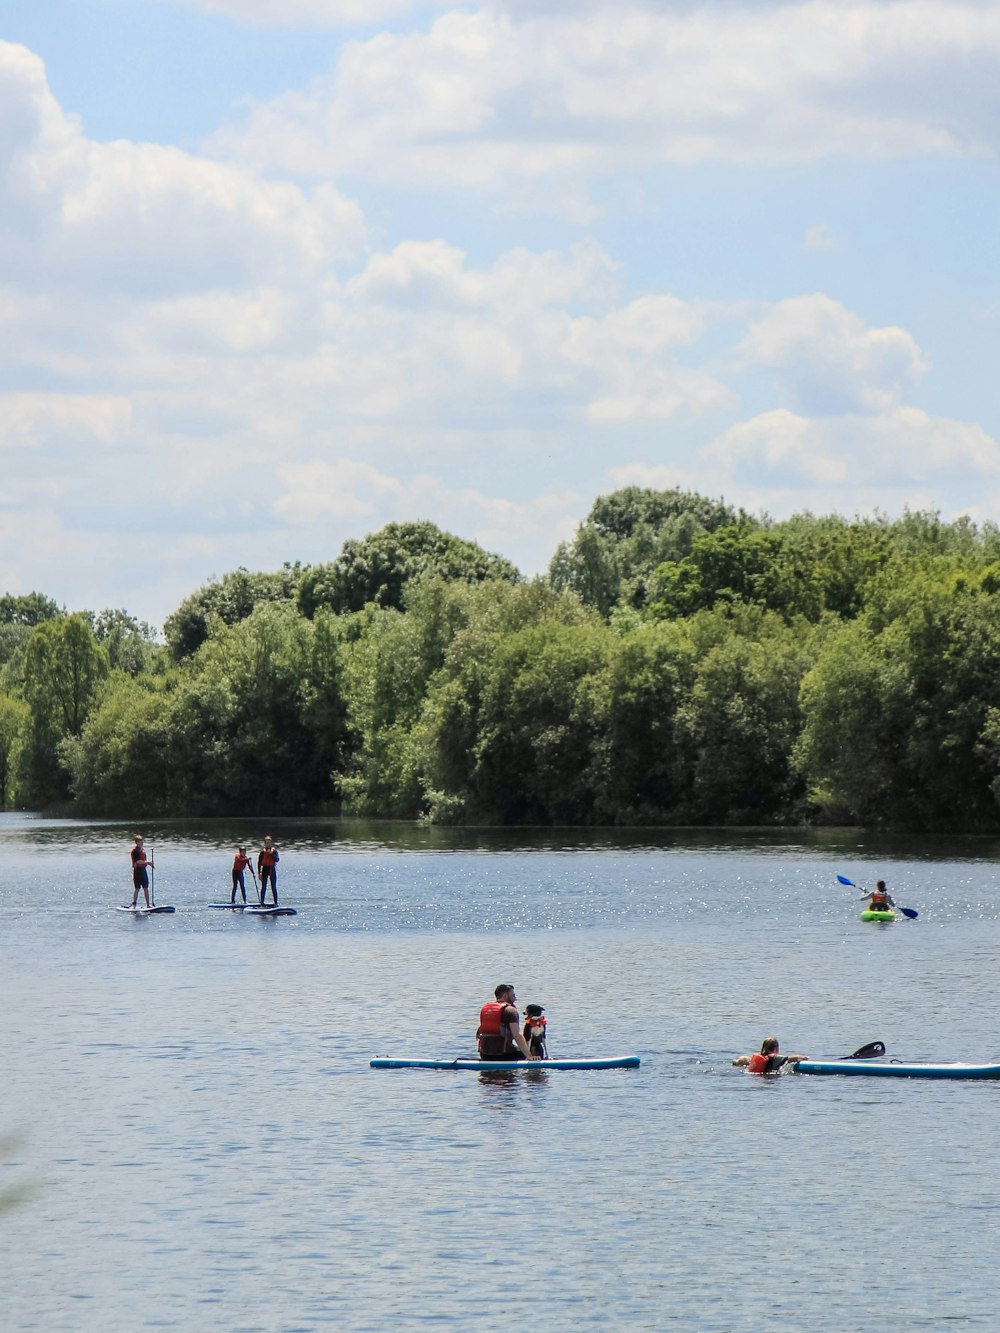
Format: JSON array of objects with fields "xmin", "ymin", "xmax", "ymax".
[
  {"xmin": 115, "ymin": 904, "xmax": 176, "ymax": 914},
  {"xmin": 794, "ymin": 1059, "xmax": 1000, "ymax": 1080},
  {"xmin": 371, "ymin": 1055, "xmax": 640, "ymax": 1071}
]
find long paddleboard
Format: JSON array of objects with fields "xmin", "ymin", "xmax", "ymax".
[
  {"xmin": 209, "ymin": 903, "xmax": 248, "ymax": 910},
  {"xmin": 243, "ymin": 905, "xmax": 297, "ymax": 916},
  {"xmin": 371, "ymin": 1055, "xmax": 640, "ymax": 1071},
  {"xmin": 116, "ymin": 904, "xmax": 176, "ymax": 915},
  {"xmin": 794, "ymin": 1059, "xmax": 1000, "ymax": 1080}
]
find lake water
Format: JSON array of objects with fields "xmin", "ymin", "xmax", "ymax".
[{"xmin": 4, "ymin": 814, "xmax": 1000, "ymax": 1331}]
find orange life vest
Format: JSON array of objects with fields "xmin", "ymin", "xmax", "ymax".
[
  {"xmin": 747, "ymin": 1052, "xmax": 777, "ymax": 1074},
  {"xmin": 524, "ymin": 1015, "xmax": 547, "ymax": 1046},
  {"xmin": 871, "ymin": 890, "xmax": 889, "ymax": 908},
  {"xmin": 233, "ymin": 853, "xmax": 251, "ymax": 872},
  {"xmin": 259, "ymin": 848, "xmax": 278, "ymax": 868},
  {"xmin": 477, "ymin": 1001, "xmax": 514, "ymax": 1057}
]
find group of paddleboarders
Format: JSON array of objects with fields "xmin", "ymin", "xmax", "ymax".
[
  {"xmin": 124, "ymin": 834, "xmax": 282, "ymax": 908},
  {"xmin": 477, "ymin": 984, "xmax": 549, "ymax": 1061}
]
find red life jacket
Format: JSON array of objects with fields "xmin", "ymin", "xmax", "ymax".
[
  {"xmin": 259, "ymin": 848, "xmax": 277, "ymax": 868},
  {"xmin": 233, "ymin": 854, "xmax": 251, "ymax": 872},
  {"xmin": 871, "ymin": 891, "xmax": 889, "ymax": 908},
  {"xmin": 747, "ymin": 1052, "xmax": 777, "ymax": 1074},
  {"xmin": 477, "ymin": 1002, "xmax": 513, "ymax": 1057}
]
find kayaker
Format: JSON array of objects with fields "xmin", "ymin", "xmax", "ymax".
[
  {"xmin": 477, "ymin": 984, "xmax": 537, "ymax": 1061},
  {"xmin": 733, "ymin": 1036, "xmax": 806, "ymax": 1074},
  {"xmin": 524, "ymin": 1004, "xmax": 548, "ymax": 1059},
  {"xmin": 862, "ymin": 880, "xmax": 895, "ymax": 911},
  {"xmin": 127, "ymin": 834, "xmax": 154, "ymax": 909},
  {"xmin": 257, "ymin": 836, "xmax": 280, "ymax": 905}
]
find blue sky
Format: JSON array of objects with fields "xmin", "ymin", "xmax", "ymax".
[{"xmin": 3, "ymin": 0, "xmax": 1000, "ymax": 628}]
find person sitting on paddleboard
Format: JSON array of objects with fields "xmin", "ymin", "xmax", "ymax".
[
  {"xmin": 128, "ymin": 835, "xmax": 153, "ymax": 909},
  {"xmin": 231, "ymin": 846, "xmax": 252, "ymax": 904},
  {"xmin": 733, "ymin": 1036, "xmax": 806, "ymax": 1074},
  {"xmin": 257, "ymin": 836, "xmax": 279, "ymax": 905},
  {"xmin": 523, "ymin": 1004, "xmax": 548, "ymax": 1059},
  {"xmin": 863, "ymin": 880, "xmax": 895, "ymax": 912},
  {"xmin": 477, "ymin": 984, "xmax": 537, "ymax": 1062}
]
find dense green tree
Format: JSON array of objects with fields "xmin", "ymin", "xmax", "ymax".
[
  {"xmin": 69, "ymin": 603, "xmax": 346, "ymax": 815},
  {"xmin": 88, "ymin": 609, "xmax": 163, "ymax": 675},
  {"xmin": 164, "ymin": 565, "xmax": 302, "ymax": 660},
  {"xmin": 0, "ymin": 692, "xmax": 28, "ymax": 807},
  {"xmin": 167, "ymin": 602, "xmax": 344, "ymax": 814},
  {"xmin": 62, "ymin": 675, "xmax": 177, "ymax": 815},
  {"xmin": 298, "ymin": 521, "xmax": 520, "ymax": 619},
  {"xmin": 464, "ymin": 621, "xmax": 612, "ymax": 823},
  {"xmin": 675, "ymin": 609, "xmax": 813, "ymax": 822},
  {"xmin": 0, "ymin": 592, "xmax": 62, "ymax": 625},
  {"xmin": 19, "ymin": 616, "xmax": 110, "ymax": 805},
  {"xmin": 549, "ymin": 486, "xmax": 748, "ymax": 615}
]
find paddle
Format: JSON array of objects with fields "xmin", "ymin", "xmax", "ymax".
[
  {"xmin": 837, "ymin": 875, "xmax": 918, "ymax": 919},
  {"xmin": 844, "ymin": 1041, "xmax": 885, "ymax": 1060},
  {"xmin": 251, "ymin": 865, "xmax": 260, "ymax": 904},
  {"xmin": 150, "ymin": 843, "xmax": 155, "ymax": 907}
]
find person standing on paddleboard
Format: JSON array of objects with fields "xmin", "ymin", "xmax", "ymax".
[
  {"xmin": 128, "ymin": 835, "xmax": 154, "ymax": 909},
  {"xmin": 477, "ymin": 984, "xmax": 537, "ymax": 1062},
  {"xmin": 257, "ymin": 836, "xmax": 279, "ymax": 905},
  {"xmin": 231, "ymin": 846, "xmax": 252, "ymax": 904}
]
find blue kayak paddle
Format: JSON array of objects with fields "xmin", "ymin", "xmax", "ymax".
[{"xmin": 837, "ymin": 875, "xmax": 918, "ymax": 919}]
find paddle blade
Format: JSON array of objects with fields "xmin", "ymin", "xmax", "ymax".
[
  {"xmin": 837, "ymin": 875, "xmax": 856, "ymax": 887},
  {"xmin": 849, "ymin": 1041, "xmax": 886, "ymax": 1060},
  {"xmin": 899, "ymin": 906, "xmax": 919, "ymax": 920}
]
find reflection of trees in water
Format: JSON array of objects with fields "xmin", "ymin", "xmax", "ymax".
[{"xmin": 0, "ymin": 1136, "xmax": 35, "ymax": 1214}]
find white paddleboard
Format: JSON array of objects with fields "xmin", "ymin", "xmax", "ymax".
[{"xmin": 116, "ymin": 904, "xmax": 176, "ymax": 915}]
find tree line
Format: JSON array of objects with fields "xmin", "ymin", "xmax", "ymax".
[{"xmin": 4, "ymin": 496, "xmax": 1000, "ymax": 830}]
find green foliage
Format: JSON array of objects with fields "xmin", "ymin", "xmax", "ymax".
[
  {"xmin": 549, "ymin": 486, "xmax": 749, "ymax": 615},
  {"xmin": 298, "ymin": 520, "xmax": 520, "ymax": 618},
  {"xmin": 19, "ymin": 615, "xmax": 110, "ymax": 806},
  {"xmin": 68, "ymin": 603, "xmax": 346, "ymax": 815},
  {"xmin": 15, "ymin": 491, "xmax": 1000, "ymax": 830},
  {"xmin": 164, "ymin": 565, "xmax": 302, "ymax": 660},
  {"xmin": 0, "ymin": 592, "xmax": 62, "ymax": 625},
  {"xmin": 62, "ymin": 674, "xmax": 177, "ymax": 815},
  {"xmin": 0, "ymin": 693, "xmax": 28, "ymax": 808},
  {"xmin": 88, "ymin": 608, "xmax": 163, "ymax": 675}
]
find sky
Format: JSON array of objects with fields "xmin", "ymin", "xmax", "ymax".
[{"xmin": 3, "ymin": 0, "xmax": 1000, "ymax": 630}]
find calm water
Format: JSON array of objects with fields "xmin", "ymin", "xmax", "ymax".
[{"xmin": 4, "ymin": 814, "xmax": 1000, "ymax": 1331}]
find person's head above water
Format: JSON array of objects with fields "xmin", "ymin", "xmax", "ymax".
[
  {"xmin": 876, "ymin": 880, "xmax": 886, "ymax": 890},
  {"xmin": 760, "ymin": 1036, "xmax": 780, "ymax": 1055},
  {"xmin": 495, "ymin": 983, "xmax": 515, "ymax": 1001}
]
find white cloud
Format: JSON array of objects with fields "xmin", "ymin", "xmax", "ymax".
[
  {"xmin": 207, "ymin": 2, "xmax": 1000, "ymax": 208},
  {"xmin": 0, "ymin": 393, "xmax": 132, "ymax": 449},
  {"xmin": 803, "ymin": 224, "xmax": 839, "ymax": 253},
  {"xmin": 739, "ymin": 294, "xmax": 929, "ymax": 414},
  {"xmin": 0, "ymin": 40, "xmax": 365, "ymax": 304},
  {"xmin": 703, "ymin": 405, "xmax": 1000, "ymax": 490}
]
